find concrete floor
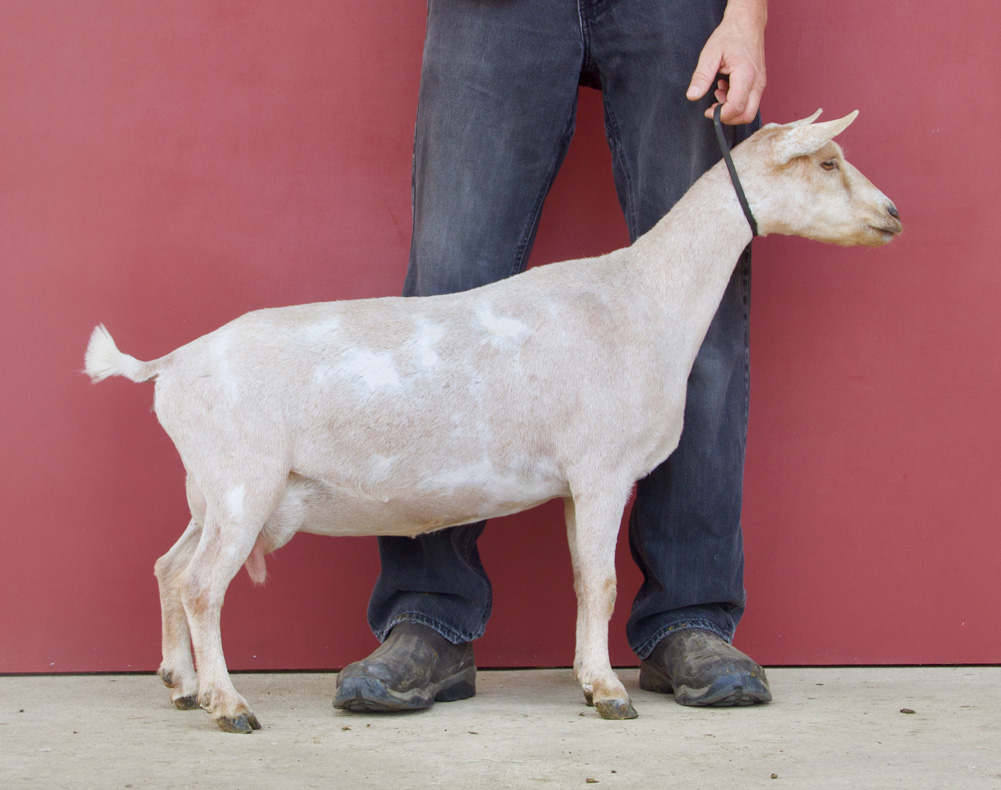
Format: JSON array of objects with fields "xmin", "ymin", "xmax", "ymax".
[{"xmin": 1, "ymin": 667, "xmax": 998, "ymax": 789}]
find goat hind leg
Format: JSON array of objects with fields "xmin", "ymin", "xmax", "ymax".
[
  {"xmin": 154, "ymin": 518, "xmax": 202, "ymax": 710},
  {"xmin": 565, "ymin": 490, "xmax": 637, "ymax": 720},
  {"xmin": 180, "ymin": 488, "xmax": 278, "ymax": 733}
]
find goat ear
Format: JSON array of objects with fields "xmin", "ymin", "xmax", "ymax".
[
  {"xmin": 789, "ymin": 109, "xmax": 824, "ymax": 127},
  {"xmin": 774, "ymin": 110, "xmax": 859, "ymax": 164}
]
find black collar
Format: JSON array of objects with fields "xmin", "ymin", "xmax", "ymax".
[{"xmin": 713, "ymin": 105, "xmax": 758, "ymax": 237}]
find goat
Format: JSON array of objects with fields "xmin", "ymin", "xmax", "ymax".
[{"xmin": 85, "ymin": 111, "xmax": 900, "ymax": 733}]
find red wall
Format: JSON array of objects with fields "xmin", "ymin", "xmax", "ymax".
[{"xmin": 2, "ymin": 2, "xmax": 998, "ymax": 673}]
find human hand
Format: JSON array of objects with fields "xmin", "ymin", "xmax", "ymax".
[{"xmin": 687, "ymin": 0, "xmax": 767, "ymax": 125}]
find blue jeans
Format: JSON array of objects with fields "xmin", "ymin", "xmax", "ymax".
[{"xmin": 367, "ymin": 0, "xmax": 757, "ymax": 659}]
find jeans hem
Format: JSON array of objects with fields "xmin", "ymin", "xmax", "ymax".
[
  {"xmin": 634, "ymin": 620, "xmax": 733, "ymax": 660},
  {"xmin": 379, "ymin": 613, "xmax": 480, "ymax": 646}
]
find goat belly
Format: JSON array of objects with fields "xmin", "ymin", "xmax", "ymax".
[{"xmin": 283, "ymin": 469, "xmax": 568, "ymax": 538}]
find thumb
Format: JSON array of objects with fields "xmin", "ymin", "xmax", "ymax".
[{"xmin": 687, "ymin": 44, "xmax": 722, "ymax": 101}]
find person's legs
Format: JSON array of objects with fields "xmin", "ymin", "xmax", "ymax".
[
  {"xmin": 370, "ymin": 0, "xmax": 585, "ymax": 645},
  {"xmin": 336, "ymin": 0, "xmax": 585, "ymax": 711},
  {"xmin": 585, "ymin": 0, "xmax": 769, "ymax": 704}
]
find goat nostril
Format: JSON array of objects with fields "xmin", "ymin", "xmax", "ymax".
[{"xmin": 887, "ymin": 204, "xmax": 900, "ymax": 220}]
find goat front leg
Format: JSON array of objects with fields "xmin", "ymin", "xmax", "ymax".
[
  {"xmin": 180, "ymin": 504, "xmax": 269, "ymax": 733},
  {"xmin": 565, "ymin": 491, "xmax": 637, "ymax": 720},
  {"xmin": 154, "ymin": 518, "xmax": 203, "ymax": 710}
]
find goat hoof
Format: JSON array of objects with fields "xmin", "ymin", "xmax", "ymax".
[
  {"xmin": 595, "ymin": 699, "xmax": 638, "ymax": 720},
  {"xmin": 216, "ymin": 712, "xmax": 261, "ymax": 733},
  {"xmin": 582, "ymin": 689, "xmax": 594, "ymax": 707},
  {"xmin": 173, "ymin": 695, "xmax": 200, "ymax": 711}
]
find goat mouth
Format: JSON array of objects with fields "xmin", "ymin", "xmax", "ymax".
[{"xmin": 869, "ymin": 223, "xmax": 902, "ymax": 238}]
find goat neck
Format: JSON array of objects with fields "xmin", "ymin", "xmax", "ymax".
[{"xmin": 628, "ymin": 157, "xmax": 754, "ymax": 364}]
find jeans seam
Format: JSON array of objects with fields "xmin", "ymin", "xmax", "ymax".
[
  {"xmin": 743, "ymin": 251, "xmax": 751, "ymax": 437},
  {"xmin": 576, "ymin": 0, "xmax": 589, "ymax": 68},
  {"xmin": 509, "ymin": 107, "xmax": 578, "ymax": 279},
  {"xmin": 600, "ymin": 92, "xmax": 639, "ymax": 241}
]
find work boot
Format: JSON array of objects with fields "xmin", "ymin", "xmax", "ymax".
[
  {"xmin": 333, "ymin": 622, "xmax": 476, "ymax": 712},
  {"xmin": 639, "ymin": 628, "xmax": 772, "ymax": 707}
]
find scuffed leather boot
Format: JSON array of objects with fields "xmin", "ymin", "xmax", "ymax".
[
  {"xmin": 333, "ymin": 623, "xmax": 476, "ymax": 712},
  {"xmin": 639, "ymin": 628, "xmax": 771, "ymax": 707}
]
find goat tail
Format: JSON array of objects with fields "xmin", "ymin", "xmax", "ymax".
[{"xmin": 84, "ymin": 324, "xmax": 160, "ymax": 383}]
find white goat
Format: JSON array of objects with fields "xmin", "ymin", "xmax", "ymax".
[{"xmin": 85, "ymin": 111, "xmax": 900, "ymax": 733}]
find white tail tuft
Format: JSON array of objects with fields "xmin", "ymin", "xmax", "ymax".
[{"xmin": 84, "ymin": 324, "xmax": 155, "ymax": 383}]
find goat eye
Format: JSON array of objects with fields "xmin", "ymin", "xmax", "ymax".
[{"xmin": 821, "ymin": 159, "xmax": 839, "ymax": 171}]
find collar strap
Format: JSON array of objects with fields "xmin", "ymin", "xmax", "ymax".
[{"xmin": 713, "ymin": 104, "xmax": 758, "ymax": 237}]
